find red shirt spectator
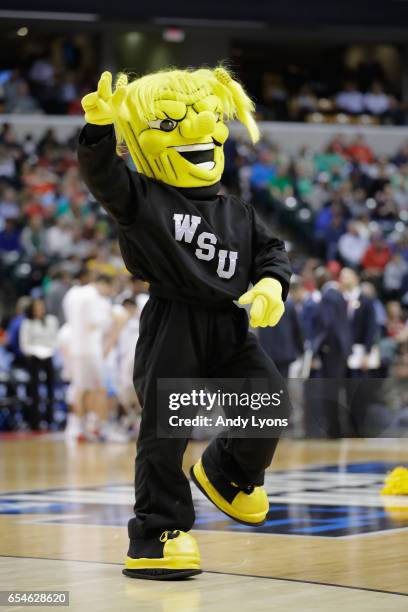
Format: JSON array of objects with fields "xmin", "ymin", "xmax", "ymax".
[
  {"xmin": 347, "ymin": 136, "xmax": 374, "ymax": 164},
  {"xmin": 361, "ymin": 237, "xmax": 392, "ymax": 273}
]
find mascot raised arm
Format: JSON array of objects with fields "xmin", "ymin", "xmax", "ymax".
[{"xmin": 78, "ymin": 65, "xmax": 291, "ymax": 580}]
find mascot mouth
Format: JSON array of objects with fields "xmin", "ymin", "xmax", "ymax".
[{"xmin": 173, "ymin": 143, "xmax": 215, "ymax": 170}]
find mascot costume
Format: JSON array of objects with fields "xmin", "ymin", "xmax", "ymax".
[{"xmin": 78, "ymin": 66, "xmax": 291, "ymax": 580}]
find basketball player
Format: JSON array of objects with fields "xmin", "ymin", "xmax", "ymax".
[{"xmin": 63, "ymin": 275, "xmax": 114, "ymax": 440}]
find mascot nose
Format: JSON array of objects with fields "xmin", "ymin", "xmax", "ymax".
[{"xmin": 180, "ymin": 111, "xmax": 216, "ymax": 138}]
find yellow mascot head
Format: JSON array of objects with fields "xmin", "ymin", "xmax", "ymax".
[{"xmin": 110, "ymin": 66, "xmax": 259, "ymax": 188}]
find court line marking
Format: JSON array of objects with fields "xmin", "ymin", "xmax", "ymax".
[
  {"xmin": 195, "ymin": 527, "xmax": 408, "ymax": 541},
  {"xmin": 338, "ymin": 525, "xmax": 408, "ymax": 539},
  {"xmin": 0, "ymin": 554, "xmax": 407, "ymax": 597},
  {"xmin": 10, "ymin": 517, "xmax": 408, "ymax": 542},
  {"xmin": 9, "ymin": 518, "xmax": 340, "ymax": 539},
  {"xmin": 2, "ymin": 462, "xmax": 408, "ymax": 542}
]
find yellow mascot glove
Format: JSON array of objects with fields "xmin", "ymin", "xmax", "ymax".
[
  {"xmin": 81, "ymin": 71, "xmax": 128, "ymax": 126},
  {"xmin": 238, "ymin": 278, "xmax": 285, "ymax": 328}
]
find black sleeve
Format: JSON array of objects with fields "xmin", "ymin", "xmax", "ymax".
[
  {"xmin": 77, "ymin": 124, "xmax": 145, "ymax": 225},
  {"xmin": 250, "ymin": 205, "xmax": 292, "ymax": 301}
]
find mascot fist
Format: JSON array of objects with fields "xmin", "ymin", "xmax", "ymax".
[
  {"xmin": 239, "ymin": 277, "xmax": 285, "ymax": 328},
  {"xmin": 81, "ymin": 71, "xmax": 128, "ymax": 126}
]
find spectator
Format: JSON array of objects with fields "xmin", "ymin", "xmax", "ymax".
[
  {"xmin": 324, "ymin": 212, "xmax": 346, "ymax": 260},
  {"xmin": 385, "ymin": 301, "xmax": 406, "ymax": 338},
  {"xmin": 0, "ymin": 187, "xmax": 19, "ymax": 221},
  {"xmin": 250, "ymin": 148, "xmax": 277, "ymax": 189},
  {"xmin": 346, "ymin": 135, "xmax": 374, "ymax": 164},
  {"xmin": 0, "ymin": 218, "xmax": 21, "ymax": 252},
  {"xmin": 262, "ymin": 73, "xmax": 289, "ymax": 120},
  {"xmin": 337, "ymin": 221, "xmax": 369, "ymax": 267},
  {"xmin": 20, "ymin": 298, "xmax": 59, "ymax": 430},
  {"xmin": 392, "ymin": 142, "xmax": 408, "ymax": 167},
  {"xmin": 22, "ymin": 134, "xmax": 37, "ymax": 157},
  {"xmin": 20, "ymin": 215, "xmax": 48, "ymax": 256},
  {"xmin": 353, "ymin": 213, "xmax": 371, "ymax": 240},
  {"xmin": 45, "ymin": 269, "xmax": 71, "ymax": 325},
  {"xmin": 363, "ymin": 81, "xmax": 390, "ymax": 117},
  {"xmin": 335, "ymin": 81, "xmax": 364, "ymax": 115},
  {"xmin": 306, "ymin": 173, "xmax": 332, "ymax": 211},
  {"xmin": 29, "ymin": 56, "xmax": 55, "ymax": 87},
  {"xmin": 289, "ymin": 276, "xmax": 318, "ymax": 346},
  {"xmin": 269, "ymin": 162, "xmax": 293, "ymax": 198},
  {"xmin": 46, "ymin": 217, "xmax": 74, "ymax": 257},
  {"xmin": 309, "ymin": 267, "xmax": 352, "ymax": 437},
  {"xmin": 361, "ymin": 281, "xmax": 387, "ymax": 329},
  {"xmin": 37, "ymin": 128, "xmax": 59, "ymax": 155},
  {"xmin": 314, "ymin": 143, "xmax": 346, "ymax": 174},
  {"xmin": 0, "ymin": 145, "xmax": 17, "ymax": 184},
  {"xmin": 290, "ymin": 85, "xmax": 318, "ymax": 121},
  {"xmin": 383, "ymin": 253, "xmax": 408, "ymax": 298},
  {"xmin": 8, "ymin": 82, "xmax": 41, "ymax": 115},
  {"xmin": 3, "ymin": 70, "xmax": 25, "ymax": 113},
  {"xmin": 361, "ymin": 233, "xmax": 392, "ymax": 277},
  {"xmin": 6, "ymin": 295, "xmax": 31, "ymax": 366},
  {"xmin": 339, "ymin": 268, "xmax": 379, "ymax": 375}
]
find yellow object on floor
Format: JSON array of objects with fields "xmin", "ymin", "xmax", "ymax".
[{"xmin": 381, "ymin": 466, "xmax": 408, "ymax": 495}]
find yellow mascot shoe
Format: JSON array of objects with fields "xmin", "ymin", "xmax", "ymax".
[
  {"xmin": 190, "ymin": 459, "xmax": 269, "ymax": 526},
  {"xmin": 123, "ymin": 530, "xmax": 201, "ymax": 581}
]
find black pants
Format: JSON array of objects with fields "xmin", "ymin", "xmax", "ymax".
[
  {"xmin": 25, "ymin": 356, "xmax": 55, "ymax": 429},
  {"xmin": 128, "ymin": 297, "xmax": 285, "ymax": 540}
]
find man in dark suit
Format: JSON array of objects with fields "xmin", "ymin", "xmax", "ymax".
[
  {"xmin": 339, "ymin": 268, "xmax": 379, "ymax": 375},
  {"xmin": 290, "ymin": 276, "xmax": 319, "ymax": 348},
  {"xmin": 259, "ymin": 297, "xmax": 304, "ymax": 378},
  {"xmin": 312, "ymin": 268, "xmax": 352, "ymax": 377},
  {"xmin": 339, "ymin": 268, "xmax": 380, "ymax": 435},
  {"xmin": 307, "ymin": 267, "xmax": 352, "ymax": 437}
]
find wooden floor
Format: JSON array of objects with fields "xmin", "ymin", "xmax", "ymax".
[{"xmin": 1, "ymin": 436, "xmax": 408, "ymax": 611}]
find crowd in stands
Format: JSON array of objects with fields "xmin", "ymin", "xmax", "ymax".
[
  {"xmin": 226, "ymin": 130, "xmax": 408, "ymax": 430},
  {"xmin": 283, "ymin": 80, "xmax": 405, "ymax": 125},
  {"xmin": 0, "ymin": 121, "xmax": 146, "ymax": 437},
  {"xmin": 2, "ymin": 70, "xmax": 404, "ymax": 125},
  {"xmin": 0, "ymin": 121, "xmax": 407, "ymax": 437},
  {"xmin": 0, "ymin": 41, "xmax": 95, "ymax": 116},
  {"xmin": 241, "ymin": 132, "xmax": 408, "ymax": 300},
  {"xmin": 261, "ymin": 60, "xmax": 406, "ymax": 124},
  {"xmin": 1, "ymin": 47, "xmax": 406, "ymax": 125}
]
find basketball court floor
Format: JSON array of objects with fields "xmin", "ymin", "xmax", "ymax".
[{"xmin": 0, "ymin": 436, "xmax": 407, "ymax": 611}]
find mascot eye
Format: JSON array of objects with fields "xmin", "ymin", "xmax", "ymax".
[
  {"xmin": 214, "ymin": 113, "xmax": 220, "ymax": 121},
  {"xmin": 148, "ymin": 118, "xmax": 178, "ymax": 132}
]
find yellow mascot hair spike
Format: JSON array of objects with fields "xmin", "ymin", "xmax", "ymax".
[{"xmin": 213, "ymin": 67, "xmax": 260, "ymax": 144}]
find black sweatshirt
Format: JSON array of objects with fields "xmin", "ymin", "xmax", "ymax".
[{"xmin": 77, "ymin": 125, "xmax": 291, "ymax": 305}]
